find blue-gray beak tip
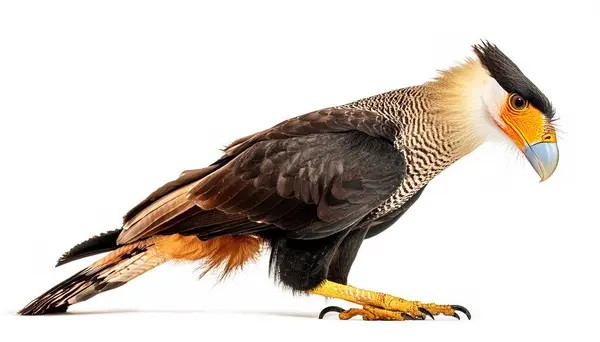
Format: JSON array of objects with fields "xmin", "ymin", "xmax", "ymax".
[{"xmin": 524, "ymin": 142, "xmax": 559, "ymax": 182}]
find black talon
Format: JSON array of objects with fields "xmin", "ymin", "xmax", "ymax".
[
  {"xmin": 418, "ymin": 307, "xmax": 435, "ymax": 320},
  {"xmin": 451, "ymin": 305, "xmax": 471, "ymax": 320},
  {"xmin": 452, "ymin": 312, "xmax": 460, "ymax": 320},
  {"xmin": 401, "ymin": 313, "xmax": 415, "ymax": 320},
  {"xmin": 319, "ymin": 306, "xmax": 346, "ymax": 319}
]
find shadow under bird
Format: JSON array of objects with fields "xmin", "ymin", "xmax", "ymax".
[{"xmin": 20, "ymin": 42, "xmax": 558, "ymax": 320}]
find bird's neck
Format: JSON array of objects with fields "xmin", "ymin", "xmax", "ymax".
[
  {"xmin": 342, "ymin": 59, "xmax": 504, "ymax": 174},
  {"xmin": 337, "ymin": 60, "xmax": 507, "ymax": 217},
  {"xmin": 423, "ymin": 58, "xmax": 505, "ymax": 160}
]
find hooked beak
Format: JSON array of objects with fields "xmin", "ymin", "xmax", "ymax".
[
  {"xmin": 496, "ymin": 100, "xmax": 559, "ymax": 182},
  {"xmin": 523, "ymin": 142, "xmax": 559, "ymax": 182}
]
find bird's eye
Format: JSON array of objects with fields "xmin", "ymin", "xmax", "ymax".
[{"xmin": 509, "ymin": 94, "xmax": 528, "ymax": 111}]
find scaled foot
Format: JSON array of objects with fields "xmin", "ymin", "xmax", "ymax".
[{"xmin": 309, "ymin": 281, "xmax": 471, "ymax": 321}]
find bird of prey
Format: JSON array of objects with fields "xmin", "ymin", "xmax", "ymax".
[{"xmin": 19, "ymin": 42, "xmax": 558, "ymax": 320}]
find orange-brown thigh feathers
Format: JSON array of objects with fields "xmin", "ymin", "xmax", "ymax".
[{"xmin": 154, "ymin": 234, "xmax": 262, "ymax": 278}]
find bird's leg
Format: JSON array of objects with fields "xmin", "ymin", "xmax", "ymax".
[{"xmin": 308, "ymin": 280, "xmax": 470, "ymax": 321}]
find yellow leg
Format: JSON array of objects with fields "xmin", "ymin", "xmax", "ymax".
[{"xmin": 308, "ymin": 280, "xmax": 470, "ymax": 321}]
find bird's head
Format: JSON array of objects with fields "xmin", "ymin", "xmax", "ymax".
[{"xmin": 462, "ymin": 42, "xmax": 559, "ymax": 181}]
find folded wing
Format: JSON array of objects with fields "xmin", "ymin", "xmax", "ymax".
[{"xmin": 117, "ymin": 108, "xmax": 405, "ymax": 244}]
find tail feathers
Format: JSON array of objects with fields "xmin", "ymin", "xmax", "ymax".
[
  {"xmin": 19, "ymin": 241, "xmax": 164, "ymax": 315},
  {"xmin": 56, "ymin": 229, "xmax": 122, "ymax": 267}
]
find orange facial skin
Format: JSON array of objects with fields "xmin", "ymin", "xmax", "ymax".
[{"xmin": 497, "ymin": 95, "xmax": 556, "ymax": 150}]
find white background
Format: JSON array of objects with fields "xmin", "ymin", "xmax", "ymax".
[{"xmin": 0, "ymin": 1, "xmax": 597, "ymax": 341}]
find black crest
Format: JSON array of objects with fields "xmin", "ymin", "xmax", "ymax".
[{"xmin": 473, "ymin": 41, "xmax": 554, "ymax": 119}]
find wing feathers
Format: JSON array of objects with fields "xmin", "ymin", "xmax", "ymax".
[
  {"xmin": 222, "ymin": 108, "xmax": 399, "ymax": 160},
  {"xmin": 123, "ymin": 166, "xmax": 218, "ymax": 223},
  {"xmin": 124, "ymin": 180, "xmax": 200, "ymax": 230},
  {"xmin": 116, "ymin": 108, "xmax": 404, "ymax": 244},
  {"xmin": 118, "ymin": 181, "xmax": 199, "ymax": 244}
]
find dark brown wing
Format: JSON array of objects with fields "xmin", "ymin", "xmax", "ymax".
[
  {"xmin": 192, "ymin": 131, "xmax": 404, "ymax": 239},
  {"xmin": 117, "ymin": 108, "xmax": 403, "ymax": 244},
  {"xmin": 122, "ymin": 166, "xmax": 219, "ymax": 223},
  {"xmin": 220, "ymin": 107, "xmax": 399, "ymax": 163}
]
